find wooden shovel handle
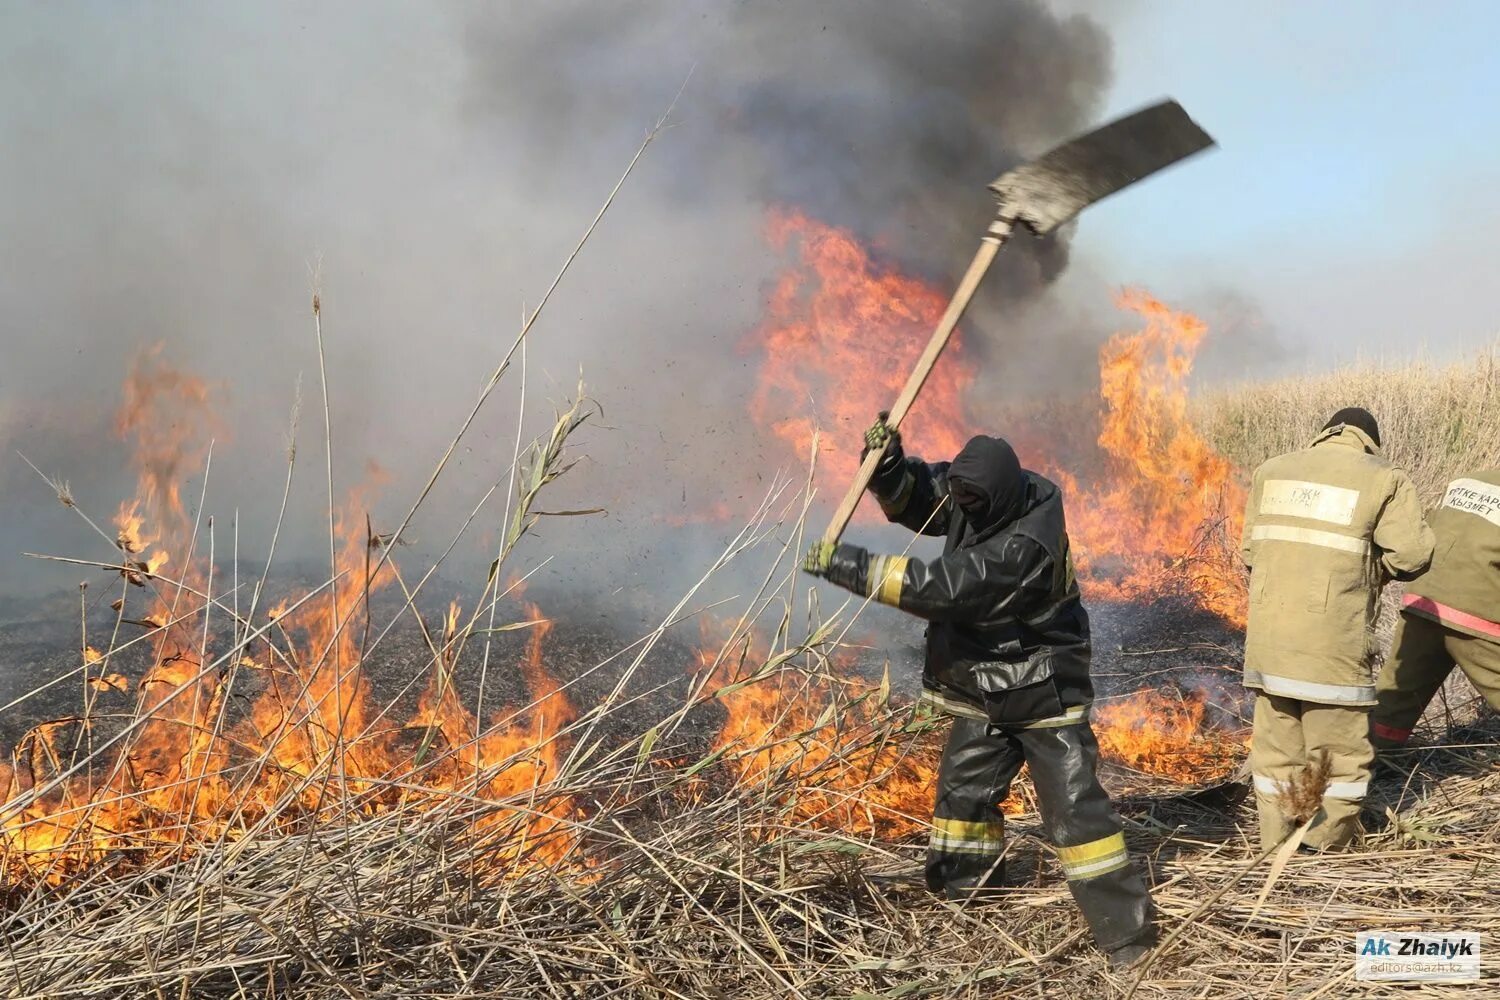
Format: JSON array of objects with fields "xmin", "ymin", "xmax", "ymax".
[{"xmin": 821, "ymin": 217, "xmax": 1013, "ymax": 546}]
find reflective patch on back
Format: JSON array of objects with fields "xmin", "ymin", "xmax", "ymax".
[
  {"xmin": 1249, "ymin": 524, "xmax": 1370, "ymax": 556},
  {"xmin": 1259, "ymin": 479, "xmax": 1360, "ymax": 525},
  {"xmin": 1442, "ymin": 478, "xmax": 1500, "ymax": 528}
]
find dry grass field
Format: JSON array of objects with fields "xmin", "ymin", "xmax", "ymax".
[
  {"xmin": 1199, "ymin": 348, "xmax": 1500, "ymax": 500},
  {"xmin": 2, "ymin": 347, "xmax": 1498, "ymax": 999}
]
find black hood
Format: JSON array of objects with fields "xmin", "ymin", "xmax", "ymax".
[{"xmin": 947, "ymin": 435, "xmax": 1028, "ymax": 539}]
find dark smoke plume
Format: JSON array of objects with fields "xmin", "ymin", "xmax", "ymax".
[{"xmin": 465, "ymin": 0, "xmax": 1111, "ymax": 307}]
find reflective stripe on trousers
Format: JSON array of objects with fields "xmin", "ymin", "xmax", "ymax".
[
  {"xmin": 927, "ymin": 717, "xmax": 1154, "ymax": 952},
  {"xmin": 1056, "ymin": 832, "xmax": 1129, "ymax": 879},
  {"xmin": 1253, "ymin": 774, "xmax": 1369, "ymax": 799},
  {"xmin": 929, "ymin": 817, "xmax": 1005, "ymax": 856}
]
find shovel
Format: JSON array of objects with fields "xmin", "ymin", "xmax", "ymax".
[{"xmin": 821, "ymin": 99, "xmax": 1216, "ymax": 545}]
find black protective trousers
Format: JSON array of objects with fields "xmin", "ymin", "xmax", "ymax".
[{"xmin": 925, "ymin": 717, "xmax": 1155, "ymax": 952}]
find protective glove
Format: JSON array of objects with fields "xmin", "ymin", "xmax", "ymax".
[
  {"xmin": 861, "ymin": 411, "xmax": 909, "ymax": 501},
  {"xmin": 860, "ymin": 411, "xmax": 902, "ymax": 462},
  {"xmin": 803, "ymin": 540, "xmax": 835, "ymax": 577},
  {"xmin": 802, "ymin": 540, "xmax": 869, "ymax": 594}
]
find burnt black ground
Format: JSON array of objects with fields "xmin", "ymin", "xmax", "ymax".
[{"xmin": 0, "ymin": 574, "xmax": 1248, "ymax": 782}]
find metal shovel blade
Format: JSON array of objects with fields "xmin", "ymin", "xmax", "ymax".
[{"xmin": 990, "ymin": 99, "xmax": 1215, "ymax": 235}]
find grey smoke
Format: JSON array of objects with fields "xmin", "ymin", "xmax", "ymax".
[{"xmin": 0, "ymin": 2, "xmax": 1114, "ymax": 610}]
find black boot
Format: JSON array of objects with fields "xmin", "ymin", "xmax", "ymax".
[
  {"xmin": 943, "ymin": 862, "xmax": 1007, "ymax": 903},
  {"xmin": 1107, "ymin": 941, "xmax": 1152, "ymax": 972}
]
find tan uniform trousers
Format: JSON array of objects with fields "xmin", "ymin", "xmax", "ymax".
[
  {"xmin": 1373, "ymin": 615, "xmax": 1500, "ymax": 748},
  {"xmin": 1249, "ymin": 694, "xmax": 1372, "ymax": 852}
]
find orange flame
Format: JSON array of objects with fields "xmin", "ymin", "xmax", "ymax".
[
  {"xmin": 740, "ymin": 209, "xmax": 1249, "ymax": 789},
  {"xmin": 702, "ymin": 621, "xmax": 942, "ymax": 837},
  {"xmin": 1094, "ymin": 688, "xmax": 1243, "ymax": 784},
  {"xmin": 1059, "ymin": 290, "xmax": 1248, "ymax": 627},
  {"xmin": 746, "ymin": 208, "xmax": 974, "ymax": 496},
  {"xmin": 1, "ymin": 355, "xmax": 582, "ymax": 885}
]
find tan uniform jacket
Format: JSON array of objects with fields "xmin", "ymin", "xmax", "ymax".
[
  {"xmin": 1239, "ymin": 424, "xmax": 1435, "ymax": 705},
  {"xmin": 1402, "ymin": 468, "xmax": 1500, "ymax": 641}
]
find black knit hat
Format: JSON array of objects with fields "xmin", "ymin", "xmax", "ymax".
[{"xmin": 1323, "ymin": 407, "xmax": 1381, "ymax": 447}]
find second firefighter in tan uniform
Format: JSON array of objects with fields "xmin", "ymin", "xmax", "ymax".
[
  {"xmin": 1240, "ymin": 408, "xmax": 1434, "ymax": 850},
  {"xmin": 1373, "ymin": 468, "xmax": 1500, "ymax": 748}
]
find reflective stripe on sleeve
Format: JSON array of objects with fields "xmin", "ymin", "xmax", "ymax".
[
  {"xmin": 1055, "ymin": 832, "xmax": 1129, "ymax": 880},
  {"xmin": 865, "ymin": 555, "xmax": 909, "ymax": 607},
  {"xmin": 917, "ymin": 689, "xmax": 989, "ymax": 722},
  {"xmin": 1402, "ymin": 594, "xmax": 1500, "ymax": 640},
  {"xmin": 1019, "ymin": 704, "xmax": 1090, "ymax": 729},
  {"xmin": 1242, "ymin": 670, "xmax": 1376, "ymax": 704},
  {"xmin": 929, "ymin": 817, "xmax": 1005, "ymax": 856},
  {"xmin": 1324, "ymin": 780, "xmax": 1369, "ymax": 799},
  {"xmin": 1249, "ymin": 524, "xmax": 1370, "ymax": 555}
]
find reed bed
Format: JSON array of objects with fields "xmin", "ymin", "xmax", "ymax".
[
  {"xmin": 1198, "ymin": 348, "xmax": 1500, "ymax": 503},
  {"xmin": 2, "ymin": 586, "xmax": 1495, "ymax": 1000},
  {"xmin": 4, "ymin": 124, "xmax": 1499, "ymax": 1000}
]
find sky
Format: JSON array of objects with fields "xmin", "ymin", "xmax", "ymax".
[
  {"xmin": 1070, "ymin": 0, "xmax": 1500, "ymax": 366},
  {"xmin": 1, "ymin": 1, "xmax": 1497, "ymax": 602}
]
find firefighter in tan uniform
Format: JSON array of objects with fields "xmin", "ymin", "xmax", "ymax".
[
  {"xmin": 1239, "ymin": 408, "xmax": 1434, "ymax": 850},
  {"xmin": 1372, "ymin": 469, "xmax": 1500, "ymax": 748}
]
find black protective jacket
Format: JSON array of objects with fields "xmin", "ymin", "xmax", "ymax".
[{"xmin": 829, "ymin": 451, "xmax": 1094, "ymax": 727}]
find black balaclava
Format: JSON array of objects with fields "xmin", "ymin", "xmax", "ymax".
[
  {"xmin": 1322, "ymin": 407, "xmax": 1381, "ymax": 448},
  {"xmin": 946, "ymin": 435, "xmax": 1028, "ymax": 538}
]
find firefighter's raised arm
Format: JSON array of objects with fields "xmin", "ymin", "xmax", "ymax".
[{"xmin": 862, "ymin": 412, "xmax": 954, "ymax": 537}]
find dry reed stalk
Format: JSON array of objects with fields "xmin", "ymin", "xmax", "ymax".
[{"xmin": 9, "ymin": 128, "xmax": 1500, "ymax": 1000}]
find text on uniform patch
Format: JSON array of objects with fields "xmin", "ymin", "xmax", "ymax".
[{"xmin": 1259, "ymin": 479, "xmax": 1360, "ymax": 525}]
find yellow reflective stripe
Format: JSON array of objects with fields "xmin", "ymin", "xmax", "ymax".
[
  {"xmin": 1055, "ymin": 832, "xmax": 1128, "ymax": 880},
  {"xmin": 1250, "ymin": 523, "xmax": 1370, "ymax": 555},
  {"xmin": 1055, "ymin": 832, "xmax": 1125, "ymax": 864},
  {"xmin": 865, "ymin": 555, "xmax": 908, "ymax": 606},
  {"xmin": 932, "ymin": 818, "xmax": 1005, "ymax": 840},
  {"xmin": 1064, "ymin": 854, "xmax": 1129, "ymax": 879},
  {"xmin": 1020, "ymin": 704, "xmax": 1089, "ymax": 729},
  {"xmin": 917, "ymin": 689, "xmax": 988, "ymax": 722},
  {"xmin": 930, "ymin": 817, "xmax": 1005, "ymax": 856}
]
